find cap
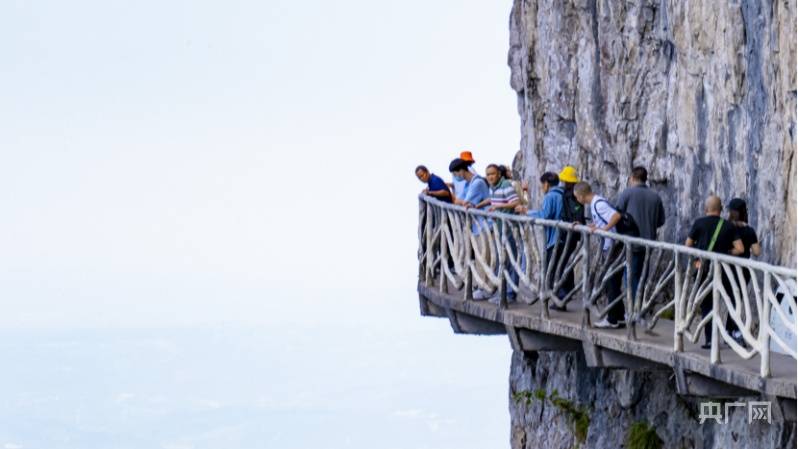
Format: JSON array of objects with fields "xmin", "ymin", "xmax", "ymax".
[{"xmin": 558, "ymin": 165, "xmax": 579, "ymax": 183}]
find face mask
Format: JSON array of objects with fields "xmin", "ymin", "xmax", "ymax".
[{"xmin": 453, "ymin": 175, "xmax": 464, "ymax": 182}]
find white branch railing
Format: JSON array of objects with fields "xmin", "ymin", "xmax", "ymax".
[{"xmin": 418, "ymin": 195, "xmax": 797, "ymax": 378}]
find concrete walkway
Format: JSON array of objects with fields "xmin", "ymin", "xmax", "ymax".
[{"xmin": 418, "ymin": 282, "xmax": 797, "ymax": 410}]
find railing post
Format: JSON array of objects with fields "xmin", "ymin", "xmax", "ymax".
[
  {"xmin": 673, "ymin": 249, "xmax": 683, "ymax": 352},
  {"xmin": 711, "ymin": 260, "xmax": 721, "ymax": 364},
  {"xmin": 625, "ymin": 244, "xmax": 636, "ymax": 340},
  {"xmin": 499, "ymin": 219, "xmax": 508, "ymax": 309},
  {"xmin": 425, "ymin": 202, "xmax": 434, "ymax": 287},
  {"xmin": 760, "ymin": 271, "xmax": 772, "ymax": 377},
  {"xmin": 418, "ymin": 198, "xmax": 426, "ymax": 284},
  {"xmin": 582, "ymin": 231, "xmax": 592, "ymax": 327},
  {"xmin": 463, "ymin": 213, "xmax": 473, "ymax": 301},
  {"xmin": 540, "ymin": 225, "xmax": 549, "ymax": 319},
  {"xmin": 439, "ymin": 211, "xmax": 449, "ymax": 295}
]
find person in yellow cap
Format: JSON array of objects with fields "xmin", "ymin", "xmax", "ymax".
[
  {"xmin": 549, "ymin": 165, "xmax": 585, "ymax": 310},
  {"xmin": 558, "ymin": 166, "xmax": 579, "ymax": 184},
  {"xmin": 557, "ymin": 166, "xmax": 584, "ymax": 227}
]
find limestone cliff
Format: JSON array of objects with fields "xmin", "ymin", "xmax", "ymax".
[
  {"xmin": 508, "ymin": 0, "xmax": 797, "ymax": 266},
  {"xmin": 508, "ymin": 351, "xmax": 795, "ymax": 449},
  {"xmin": 504, "ymin": 1, "xmax": 797, "ymax": 447}
]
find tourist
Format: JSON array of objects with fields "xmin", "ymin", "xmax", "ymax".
[
  {"xmin": 448, "ymin": 158, "xmax": 489, "ymax": 212},
  {"xmin": 727, "ymin": 198, "xmax": 761, "ymax": 261},
  {"xmin": 539, "ymin": 165, "xmax": 585, "ymax": 310},
  {"xmin": 615, "ymin": 167, "xmax": 666, "ymax": 299},
  {"xmin": 450, "ymin": 158, "xmax": 492, "ymax": 299},
  {"xmin": 486, "ymin": 164, "xmax": 520, "ymax": 214},
  {"xmin": 500, "ymin": 164, "xmax": 528, "ymax": 207},
  {"xmin": 573, "ymin": 182, "xmax": 626, "ymax": 329},
  {"xmin": 685, "ymin": 195, "xmax": 744, "ymax": 349},
  {"xmin": 484, "ymin": 164, "xmax": 520, "ymax": 301},
  {"xmin": 515, "ymin": 172, "xmax": 563, "ymax": 249},
  {"xmin": 515, "ymin": 172, "xmax": 567, "ymax": 304},
  {"xmin": 415, "ymin": 165, "xmax": 452, "ymax": 203},
  {"xmin": 726, "ymin": 198, "xmax": 761, "ymax": 345},
  {"xmin": 450, "ymin": 151, "xmax": 478, "ymax": 205}
]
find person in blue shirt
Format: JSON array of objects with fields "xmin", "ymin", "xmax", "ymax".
[
  {"xmin": 516, "ymin": 172, "xmax": 566, "ymax": 307},
  {"xmin": 450, "ymin": 151, "xmax": 478, "ymax": 205},
  {"xmin": 516, "ymin": 172, "xmax": 564, "ymax": 249},
  {"xmin": 448, "ymin": 159, "xmax": 489, "ymax": 211},
  {"xmin": 415, "ymin": 165, "xmax": 452, "ymax": 203},
  {"xmin": 450, "ymin": 158, "xmax": 492, "ymax": 300}
]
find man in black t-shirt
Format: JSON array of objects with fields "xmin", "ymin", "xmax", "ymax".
[{"xmin": 685, "ymin": 196, "xmax": 744, "ymax": 349}]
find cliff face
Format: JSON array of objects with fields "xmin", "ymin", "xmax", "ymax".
[
  {"xmin": 508, "ymin": 0, "xmax": 797, "ymax": 266},
  {"xmin": 505, "ymin": 1, "xmax": 796, "ymax": 446},
  {"xmin": 508, "ymin": 351, "xmax": 796, "ymax": 449}
]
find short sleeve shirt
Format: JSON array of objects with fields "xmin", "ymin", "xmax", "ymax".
[
  {"xmin": 688, "ymin": 216, "xmax": 740, "ymax": 254},
  {"xmin": 590, "ymin": 195, "xmax": 617, "ymax": 251},
  {"xmin": 489, "ymin": 178, "xmax": 518, "ymax": 213},
  {"xmin": 464, "ymin": 176, "xmax": 489, "ymax": 207},
  {"xmin": 427, "ymin": 173, "xmax": 452, "ymax": 203},
  {"xmin": 452, "ymin": 166, "xmax": 478, "ymax": 200},
  {"xmin": 464, "ymin": 176, "xmax": 490, "ymax": 234},
  {"xmin": 735, "ymin": 224, "xmax": 758, "ymax": 259},
  {"xmin": 452, "ymin": 178, "xmax": 468, "ymax": 200}
]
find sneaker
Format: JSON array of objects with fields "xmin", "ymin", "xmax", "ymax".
[
  {"xmin": 549, "ymin": 303, "xmax": 567, "ymax": 311},
  {"xmin": 472, "ymin": 289, "xmax": 490, "ymax": 300},
  {"xmin": 594, "ymin": 318, "xmax": 620, "ymax": 329},
  {"xmin": 731, "ymin": 331, "xmax": 747, "ymax": 348},
  {"xmin": 701, "ymin": 342, "xmax": 711, "ymax": 350}
]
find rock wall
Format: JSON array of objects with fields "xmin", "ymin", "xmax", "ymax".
[
  {"xmin": 508, "ymin": 0, "xmax": 797, "ymax": 266},
  {"xmin": 508, "ymin": 351, "xmax": 796, "ymax": 449},
  {"xmin": 505, "ymin": 1, "xmax": 797, "ymax": 446}
]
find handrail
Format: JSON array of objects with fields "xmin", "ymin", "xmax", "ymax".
[
  {"xmin": 417, "ymin": 194, "xmax": 797, "ymax": 378},
  {"xmin": 419, "ymin": 195, "xmax": 796, "ymax": 276}
]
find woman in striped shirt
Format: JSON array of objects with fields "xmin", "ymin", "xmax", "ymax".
[{"xmin": 482, "ymin": 164, "xmax": 520, "ymax": 213}]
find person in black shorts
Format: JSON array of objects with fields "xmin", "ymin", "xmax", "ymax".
[{"xmin": 685, "ymin": 196, "xmax": 744, "ymax": 349}]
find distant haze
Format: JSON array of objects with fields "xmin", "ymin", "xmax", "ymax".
[{"xmin": 1, "ymin": 0, "xmax": 518, "ymax": 328}]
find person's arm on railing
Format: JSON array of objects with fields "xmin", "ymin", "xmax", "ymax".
[
  {"xmin": 489, "ymin": 197, "xmax": 520, "ymax": 213},
  {"xmin": 524, "ymin": 192, "xmax": 554, "ymax": 219},
  {"xmin": 466, "ymin": 198, "xmax": 490, "ymax": 210},
  {"xmin": 589, "ymin": 211, "xmax": 621, "ymax": 233},
  {"xmin": 731, "ymin": 238, "xmax": 744, "ymax": 256},
  {"xmin": 425, "ymin": 188, "xmax": 451, "ymax": 200}
]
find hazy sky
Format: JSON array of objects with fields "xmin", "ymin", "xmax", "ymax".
[{"xmin": 1, "ymin": 0, "xmax": 519, "ymax": 328}]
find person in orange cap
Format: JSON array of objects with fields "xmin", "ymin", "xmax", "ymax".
[
  {"xmin": 450, "ymin": 151, "xmax": 478, "ymax": 204},
  {"xmin": 459, "ymin": 151, "xmax": 475, "ymax": 163}
]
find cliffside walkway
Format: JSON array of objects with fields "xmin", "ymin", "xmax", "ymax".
[{"xmin": 416, "ymin": 195, "xmax": 797, "ymax": 413}]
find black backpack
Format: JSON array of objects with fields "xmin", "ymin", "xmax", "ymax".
[
  {"xmin": 593, "ymin": 199, "xmax": 639, "ymax": 237},
  {"xmin": 559, "ymin": 189, "xmax": 586, "ymax": 224},
  {"xmin": 552, "ymin": 189, "xmax": 585, "ymax": 243}
]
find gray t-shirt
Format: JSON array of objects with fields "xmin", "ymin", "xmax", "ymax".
[{"xmin": 615, "ymin": 184, "xmax": 665, "ymax": 242}]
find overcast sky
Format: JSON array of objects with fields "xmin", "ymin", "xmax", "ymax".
[{"xmin": 1, "ymin": 0, "xmax": 519, "ymax": 329}]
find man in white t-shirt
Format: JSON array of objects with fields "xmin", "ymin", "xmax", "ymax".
[{"xmin": 573, "ymin": 182, "xmax": 625, "ymax": 328}]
